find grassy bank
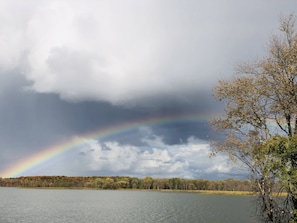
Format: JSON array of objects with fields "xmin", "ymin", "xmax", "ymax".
[
  {"xmin": 13, "ymin": 186, "xmax": 254, "ymax": 195},
  {"xmin": 160, "ymin": 189, "xmax": 255, "ymax": 196},
  {"xmin": 160, "ymin": 190, "xmax": 287, "ymax": 196}
]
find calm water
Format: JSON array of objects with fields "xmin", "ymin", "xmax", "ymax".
[{"xmin": 0, "ymin": 188, "xmax": 257, "ymax": 223}]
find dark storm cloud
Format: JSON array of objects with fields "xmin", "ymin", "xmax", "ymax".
[
  {"xmin": 0, "ymin": 71, "xmax": 215, "ymax": 150},
  {"xmin": 0, "ymin": 74, "xmax": 142, "ymax": 148}
]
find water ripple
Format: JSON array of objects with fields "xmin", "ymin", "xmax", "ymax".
[{"xmin": 0, "ymin": 188, "xmax": 256, "ymax": 223}]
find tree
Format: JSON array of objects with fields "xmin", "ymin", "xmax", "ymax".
[
  {"xmin": 212, "ymin": 14, "xmax": 297, "ymax": 223},
  {"xmin": 142, "ymin": 176, "xmax": 153, "ymax": 189},
  {"xmin": 102, "ymin": 177, "xmax": 115, "ymax": 189},
  {"xmin": 263, "ymin": 135, "xmax": 297, "ymax": 221},
  {"xmin": 130, "ymin": 177, "xmax": 140, "ymax": 189}
]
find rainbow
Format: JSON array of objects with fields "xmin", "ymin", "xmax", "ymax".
[{"xmin": 0, "ymin": 113, "xmax": 212, "ymax": 178}]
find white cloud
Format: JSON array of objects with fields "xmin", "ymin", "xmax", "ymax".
[
  {"xmin": 0, "ymin": 0, "xmax": 293, "ymax": 106},
  {"xmin": 73, "ymin": 133, "xmax": 242, "ymax": 179},
  {"xmin": 18, "ymin": 127, "xmax": 246, "ymax": 178}
]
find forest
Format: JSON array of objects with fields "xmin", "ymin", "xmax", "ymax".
[{"xmin": 0, "ymin": 176, "xmax": 253, "ymax": 191}]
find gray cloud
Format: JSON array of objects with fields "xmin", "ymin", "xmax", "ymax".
[{"xmin": 0, "ymin": 0, "xmax": 294, "ymax": 107}]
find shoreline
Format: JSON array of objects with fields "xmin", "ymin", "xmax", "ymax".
[
  {"xmin": 2, "ymin": 186, "xmax": 288, "ymax": 196},
  {"xmin": 160, "ymin": 189, "xmax": 255, "ymax": 196},
  {"xmin": 2, "ymin": 186, "xmax": 256, "ymax": 196}
]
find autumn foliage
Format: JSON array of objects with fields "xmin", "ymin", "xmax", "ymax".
[{"xmin": 0, "ymin": 176, "xmax": 252, "ymax": 191}]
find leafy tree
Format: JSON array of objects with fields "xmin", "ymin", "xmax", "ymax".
[
  {"xmin": 212, "ymin": 14, "xmax": 297, "ymax": 222},
  {"xmin": 130, "ymin": 177, "xmax": 140, "ymax": 189},
  {"xmin": 115, "ymin": 180, "xmax": 129, "ymax": 189},
  {"xmin": 142, "ymin": 176, "xmax": 153, "ymax": 189},
  {"xmin": 93, "ymin": 177, "xmax": 104, "ymax": 188},
  {"xmin": 263, "ymin": 135, "xmax": 297, "ymax": 222},
  {"xmin": 102, "ymin": 177, "xmax": 115, "ymax": 189}
]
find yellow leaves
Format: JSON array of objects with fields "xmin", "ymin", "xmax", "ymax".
[
  {"xmin": 212, "ymin": 14, "xmax": 297, "ymax": 164},
  {"xmin": 213, "ymin": 13, "xmax": 297, "ymax": 139}
]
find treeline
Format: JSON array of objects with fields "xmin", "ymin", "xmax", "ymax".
[{"xmin": 0, "ymin": 176, "xmax": 252, "ymax": 191}]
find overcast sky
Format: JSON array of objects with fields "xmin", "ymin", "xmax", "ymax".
[{"xmin": 0, "ymin": 0, "xmax": 295, "ymax": 179}]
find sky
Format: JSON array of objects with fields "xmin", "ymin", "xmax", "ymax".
[{"xmin": 0, "ymin": 0, "xmax": 295, "ymax": 179}]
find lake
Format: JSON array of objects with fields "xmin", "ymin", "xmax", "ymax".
[{"xmin": 0, "ymin": 188, "xmax": 257, "ymax": 223}]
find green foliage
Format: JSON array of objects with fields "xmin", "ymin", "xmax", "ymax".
[{"xmin": 262, "ymin": 135, "xmax": 297, "ymax": 221}]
